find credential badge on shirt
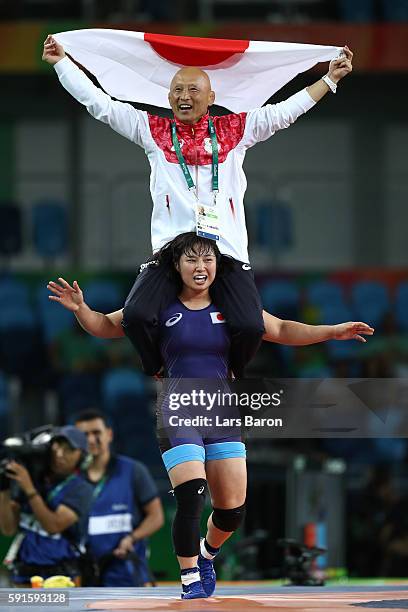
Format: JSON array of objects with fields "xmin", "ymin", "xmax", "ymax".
[{"xmin": 195, "ymin": 203, "xmax": 220, "ymax": 242}]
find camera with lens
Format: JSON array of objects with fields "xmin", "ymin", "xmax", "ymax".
[
  {"xmin": 278, "ymin": 538, "xmax": 326, "ymax": 586},
  {"xmin": 0, "ymin": 425, "xmax": 54, "ymax": 491}
]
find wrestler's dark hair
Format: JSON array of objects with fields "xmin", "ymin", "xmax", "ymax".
[{"xmin": 171, "ymin": 232, "xmax": 221, "ymax": 265}]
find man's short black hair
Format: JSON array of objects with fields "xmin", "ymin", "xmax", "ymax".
[{"xmin": 74, "ymin": 409, "xmax": 111, "ymax": 428}]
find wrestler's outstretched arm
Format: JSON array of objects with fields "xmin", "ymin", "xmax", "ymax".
[
  {"xmin": 48, "ymin": 278, "xmax": 124, "ymax": 338},
  {"xmin": 262, "ymin": 310, "xmax": 374, "ymax": 346}
]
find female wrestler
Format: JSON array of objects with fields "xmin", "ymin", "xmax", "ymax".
[{"xmin": 48, "ymin": 233, "xmax": 373, "ymax": 599}]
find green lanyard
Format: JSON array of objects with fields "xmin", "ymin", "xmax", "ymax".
[
  {"xmin": 46, "ymin": 474, "xmax": 76, "ymax": 503},
  {"xmin": 92, "ymin": 475, "xmax": 107, "ymax": 500},
  {"xmin": 170, "ymin": 118, "xmax": 219, "ymax": 201}
]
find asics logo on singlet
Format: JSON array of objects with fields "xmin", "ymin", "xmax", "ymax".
[
  {"xmin": 242, "ymin": 264, "xmax": 251, "ymax": 270},
  {"xmin": 197, "ymin": 486, "xmax": 205, "ymax": 494},
  {"xmin": 165, "ymin": 313, "xmax": 183, "ymax": 327}
]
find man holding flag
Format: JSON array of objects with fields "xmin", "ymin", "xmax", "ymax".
[{"xmin": 42, "ymin": 31, "xmax": 353, "ymax": 378}]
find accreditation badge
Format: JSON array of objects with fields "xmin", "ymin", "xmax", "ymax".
[{"xmin": 195, "ymin": 202, "xmax": 220, "ymax": 241}]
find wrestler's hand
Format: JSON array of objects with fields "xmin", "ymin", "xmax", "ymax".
[
  {"xmin": 333, "ymin": 321, "xmax": 374, "ymax": 342},
  {"xmin": 328, "ymin": 46, "xmax": 353, "ymax": 83},
  {"xmin": 42, "ymin": 35, "xmax": 66, "ymax": 65},
  {"xmin": 47, "ymin": 278, "xmax": 85, "ymax": 312}
]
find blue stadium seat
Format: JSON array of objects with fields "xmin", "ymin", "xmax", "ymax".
[
  {"xmin": 0, "ymin": 304, "xmax": 36, "ymax": 331},
  {"xmin": 0, "ymin": 276, "xmax": 30, "ymax": 306},
  {"xmin": 337, "ymin": 0, "xmax": 375, "ymax": 22},
  {"xmin": 58, "ymin": 372, "xmax": 102, "ymax": 420},
  {"xmin": 101, "ymin": 367, "xmax": 160, "ymax": 466},
  {"xmin": 321, "ymin": 304, "xmax": 358, "ymax": 360},
  {"xmin": 83, "ymin": 280, "xmax": 123, "ymax": 314},
  {"xmin": 260, "ymin": 280, "xmax": 300, "ymax": 319},
  {"xmin": 396, "ymin": 281, "xmax": 408, "ymax": 331},
  {"xmin": 326, "ymin": 339, "xmax": 358, "ymax": 360},
  {"xmin": 307, "ymin": 280, "xmax": 345, "ymax": 309},
  {"xmin": 40, "ymin": 305, "xmax": 75, "ymax": 343},
  {"xmin": 32, "ymin": 202, "xmax": 68, "ymax": 258},
  {"xmin": 382, "ymin": 0, "xmax": 408, "ymax": 21},
  {"xmin": 0, "ymin": 371, "xmax": 9, "ymax": 415},
  {"xmin": 111, "ymin": 394, "xmax": 161, "ymax": 467},
  {"xmin": 321, "ymin": 303, "xmax": 354, "ymax": 326},
  {"xmin": 0, "ymin": 372, "xmax": 9, "ymax": 436},
  {"xmin": 0, "ymin": 204, "xmax": 23, "ymax": 256},
  {"xmin": 36, "ymin": 285, "xmax": 74, "ymax": 342},
  {"xmin": 102, "ymin": 367, "xmax": 146, "ymax": 412},
  {"xmin": 351, "ymin": 280, "xmax": 390, "ymax": 328},
  {"xmin": 254, "ymin": 201, "xmax": 293, "ymax": 250},
  {"xmin": 0, "ymin": 304, "xmax": 40, "ymax": 378}
]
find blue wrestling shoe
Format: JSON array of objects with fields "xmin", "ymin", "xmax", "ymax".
[
  {"xmin": 198, "ymin": 541, "xmax": 217, "ymax": 597},
  {"xmin": 181, "ymin": 579, "xmax": 208, "ymax": 599},
  {"xmin": 180, "ymin": 567, "xmax": 207, "ymax": 599}
]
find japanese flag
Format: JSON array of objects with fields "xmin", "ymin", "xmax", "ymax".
[
  {"xmin": 210, "ymin": 312, "xmax": 226, "ymax": 324},
  {"xmin": 53, "ymin": 29, "xmax": 341, "ymax": 113}
]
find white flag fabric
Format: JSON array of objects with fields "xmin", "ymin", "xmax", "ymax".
[{"xmin": 53, "ymin": 29, "xmax": 341, "ymax": 112}]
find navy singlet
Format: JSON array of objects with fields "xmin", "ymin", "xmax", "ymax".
[{"xmin": 159, "ymin": 299, "xmax": 230, "ymax": 378}]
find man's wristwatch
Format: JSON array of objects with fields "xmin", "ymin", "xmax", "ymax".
[
  {"xmin": 26, "ymin": 490, "xmax": 39, "ymax": 501},
  {"xmin": 322, "ymin": 74, "xmax": 337, "ymax": 94}
]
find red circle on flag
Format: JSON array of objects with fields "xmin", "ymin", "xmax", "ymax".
[
  {"xmin": 217, "ymin": 313, "xmax": 224, "ymax": 321},
  {"xmin": 145, "ymin": 33, "xmax": 249, "ymax": 67}
]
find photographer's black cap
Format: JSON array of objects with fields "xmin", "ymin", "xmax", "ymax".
[{"xmin": 51, "ymin": 426, "xmax": 88, "ymax": 453}]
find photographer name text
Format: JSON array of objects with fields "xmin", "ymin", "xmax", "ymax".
[{"xmin": 168, "ymin": 415, "xmax": 283, "ymax": 428}]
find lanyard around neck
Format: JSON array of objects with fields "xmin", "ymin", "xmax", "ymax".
[
  {"xmin": 170, "ymin": 118, "xmax": 219, "ymax": 197},
  {"xmin": 46, "ymin": 474, "xmax": 76, "ymax": 503},
  {"xmin": 92, "ymin": 474, "xmax": 107, "ymax": 500}
]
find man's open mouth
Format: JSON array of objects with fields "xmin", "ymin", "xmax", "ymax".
[{"xmin": 179, "ymin": 104, "xmax": 192, "ymax": 111}]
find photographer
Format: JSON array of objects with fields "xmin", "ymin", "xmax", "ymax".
[
  {"xmin": 75, "ymin": 410, "xmax": 164, "ymax": 586},
  {"xmin": 0, "ymin": 427, "xmax": 93, "ymax": 586}
]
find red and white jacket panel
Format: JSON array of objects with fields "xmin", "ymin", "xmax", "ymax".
[{"xmin": 55, "ymin": 56, "xmax": 316, "ymax": 263}]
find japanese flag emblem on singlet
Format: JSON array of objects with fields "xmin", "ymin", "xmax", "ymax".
[{"xmin": 210, "ymin": 312, "xmax": 226, "ymax": 324}]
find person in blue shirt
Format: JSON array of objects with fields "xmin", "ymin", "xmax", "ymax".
[
  {"xmin": 47, "ymin": 232, "xmax": 373, "ymax": 599},
  {"xmin": 0, "ymin": 426, "xmax": 93, "ymax": 586},
  {"xmin": 74, "ymin": 409, "xmax": 164, "ymax": 586}
]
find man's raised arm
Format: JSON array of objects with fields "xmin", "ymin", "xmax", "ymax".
[
  {"xmin": 306, "ymin": 46, "xmax": 353, "ymax": 102},
  {"xmin": 243, "ymin": 46, "xmax": 353, "ymax": 147},
  {"xmin": 42, "ymin": 35, "xmax": 148, "ymax": 146}
]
